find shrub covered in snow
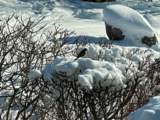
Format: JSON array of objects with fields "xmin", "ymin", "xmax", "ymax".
[{"xmin": 1, "ymin": 15, "xmax": 160, "ymax": 120}]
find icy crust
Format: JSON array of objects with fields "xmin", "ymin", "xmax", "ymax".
[
  {"xmin": 128, "ymin": 94, "xmax": 160, "ymax": 120},
  {"xmin": 103, "ymin": 5, "xmax": 155, "ymax": 43},
  {"xmin": 28, "ymin": 44, "xmax": 160, "ymax": 90}
]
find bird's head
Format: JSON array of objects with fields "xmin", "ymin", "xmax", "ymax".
[{"xmin": 84, "ymin": 48, "xmax": 88, "ymax": 51}]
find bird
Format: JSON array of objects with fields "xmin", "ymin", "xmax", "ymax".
[{"xmin": 75, "ymin": 48, "xmax": 87, "ymax": 60}]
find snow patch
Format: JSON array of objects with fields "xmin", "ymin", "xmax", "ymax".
[
  {"xmin": 128, "ymin": 94, "xmax": 160, "ymax": 120},
  {"xmin": 28, "ymin": 70, "xmax": 42, "ymax": 81}
]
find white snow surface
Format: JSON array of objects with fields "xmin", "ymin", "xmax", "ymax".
[
  {"xmin": 128, "ymin": 94, "xmax": 160, "ymax": 120},
  {"xmin": 28, "ymin": 69, "xmax": 42, "ymax": 81},
  {"xmin": 42, "ymin": 55, "xmax": 127, "ymax": 90},
  {"xmin": 1, "ymin": 0, "xmax": 160, "ymax": 119}
]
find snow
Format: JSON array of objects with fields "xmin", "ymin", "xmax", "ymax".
[
  {"xmin": 144, "ymin": 13, "xmax": 160, "ymax": 41},
  {"xmin": 128, "ymin": 94, "xmax": 160, "ymax": 120},
  {"xmin": 41, "ymin": 54, "xmax": 126, "ymax": 89},
  {"xmin": 1, "ymin": 0, "xmax": 160, "ymax": 119},
  {"xmin": 28, "ymin": 69, "xmax": 42, "ymax": 81},
  {"xmin": 77, "ymin": 67, "xmax": 126, "ymax": 90}
]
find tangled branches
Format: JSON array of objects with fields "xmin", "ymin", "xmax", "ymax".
[{"xmin": 0, "ymin": 15, "xmax": 160, "ymax": 120}]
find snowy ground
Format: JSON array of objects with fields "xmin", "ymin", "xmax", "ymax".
[
  {"xmin": 1, "ymin": 0, "xmax": 160, "ymax": 119},
  {"xmin": 128, "ymin": 94, "xmax": 160, "ymax": 120}
]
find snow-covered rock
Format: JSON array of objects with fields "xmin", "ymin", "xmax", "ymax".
[{"xmin": 103, "ymin": 4, "xmax": 158, "ymax": 47}]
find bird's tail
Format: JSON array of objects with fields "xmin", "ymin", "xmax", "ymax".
[{"xmin": 74, "ymin": 57, "xmax": 78, "ymax": 60}]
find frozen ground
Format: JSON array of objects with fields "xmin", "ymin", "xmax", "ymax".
[{"xmin": 1, "ymin": 0, "xmax": 160, "ymax": 120}]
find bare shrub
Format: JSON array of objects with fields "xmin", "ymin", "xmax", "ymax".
[{"xmin": 0, "ymin": 15, "xmax": 75, "ymax": 120}]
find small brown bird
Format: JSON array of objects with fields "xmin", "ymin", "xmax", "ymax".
[{"xmin": 75, "ymin": 48, "xmax": 87, "ymax": 60}]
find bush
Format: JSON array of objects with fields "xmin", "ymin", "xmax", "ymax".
[
  {"xmin": 0, "ymin": 15, "xmax": 160, "ymax": 120},
  {"xmin": 0, "ymin": 15, "xmax": 75, "ymax": 120}
]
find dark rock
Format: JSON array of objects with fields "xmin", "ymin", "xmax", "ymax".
[
  {"xmin": 105, "ymin": 22, "xmax": 125, "ymax": 40},
  {"xmin": 141, "ymin": 34, "xmax": 157, "ymax": 47}
]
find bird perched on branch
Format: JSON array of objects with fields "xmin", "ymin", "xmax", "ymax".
[{"xmin": 75, "ymin": 48, "xmax": 87, "ymax": 60}]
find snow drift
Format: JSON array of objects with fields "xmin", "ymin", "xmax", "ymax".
[{"xmin": 128, "ymin": 94, "xmax": 160, "ymax": 120}]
